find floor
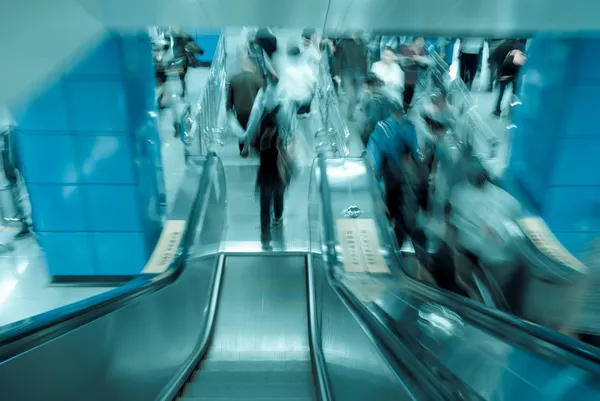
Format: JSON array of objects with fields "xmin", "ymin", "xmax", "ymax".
[{"xmin": 0, "ymin": 34, "xmax": 514, "ymax": 327}]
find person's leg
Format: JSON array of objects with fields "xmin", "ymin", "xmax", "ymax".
[
  {"xmin": 179, "ymin": 69, "xmax": 187, "ymax": 97},
  {"xmin": 344, "ymin": 70, "xmax": 360, "ymax": 120},
  {"xmin": 237, "ymin": 112, "xmax": 250, "ymax": 156},
  {"xmin": 464, "ymin": 53, "xmax": 478, "ymax": 89},
  {"xmin": 493, "ymin": 81, "xmax": 508, "ymax": 116},
  {"xmin": 459, "ymin": 52, "xmax": 468, "ymax": 84},
  {"xmin": 487, "ymin": 62, "xmax": 496, "ymax": 92},
  {"xmin": 403, "ymin": 84, "xmax": 416, "ymax": 109},
  {"xmin": 260, "ymin": 184, "xmax": 273, "ymax": 246},
  {"xmin": 273, "ymin": 184, "xmax": 285, "ymax": 224}
]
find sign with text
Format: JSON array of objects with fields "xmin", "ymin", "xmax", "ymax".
[
  {"xmin": 142, "ymin": 220, "xmax": 186, "ymax": 274},
  {"xmin": 336, "ymin": 218, "xmax": 390, "ymax": 274}
]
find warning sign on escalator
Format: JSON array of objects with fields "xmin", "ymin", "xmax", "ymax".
[
  {"xmin": 143, "ymin": 220, "xmax": 186, "ymax": 274},
  {"xmin": 336, "ymin": 219, "xmax": 390, "ymax": 274}
]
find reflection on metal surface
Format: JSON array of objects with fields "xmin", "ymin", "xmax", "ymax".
[
  {"xmin": 518, "ymin": 217, "xmax": 587, "ymax": 272},
  {"xmin": 142, "ymin": 220, "xmax": 186, "ymax": 274},
  {"xmin": 340, "ymin": 276, "xmax": 388, "ymax": 303},
  {"xmin": 418, "ymin": 303, "xmax": 464, "ymax": 338},
  {"xmin": 336, "ymin": 219, "xmax": 390, "ymax": 274},
  {"xmin": 343, "ymin": 205, "xmax": 362, "ymax": 219}
]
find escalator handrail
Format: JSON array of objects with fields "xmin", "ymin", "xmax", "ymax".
[
  {"xmin": 327, "ymin": 157, "xmax": 600, "ymax": 374},
  {"xmin": 306, "ymin": 255, "xmax": 334, "ymax": 401},
  {"xmin": 0, "ymin": 152, "xmax": 220, "ymax": 358},
  {"xmin": 315, "ymin": 156, "xmax": 465, "ymax": 400}
]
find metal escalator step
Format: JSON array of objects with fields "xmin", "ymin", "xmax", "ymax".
[
  {"xmin": 185, "ymin": 381, "xmax": 313, "ymax": 399},
  {"xmin": 184, "ymin": 361, "xmax": 313, "ymax": 400},
  {"xmin": 181, "ymin": 398, "xmax": 312, "ymax": 401}
]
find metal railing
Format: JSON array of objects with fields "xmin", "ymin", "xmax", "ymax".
[
  {"xmin": 425, "ymin": 46, "xmax": 500, "ymax": 160},
  {"xmin": 182, "ymin": 36, "xmax": 228, "ymax": 157},
  {"xmin": 315, "ymin": 57, "xmax": 350, "ymax": 157}
]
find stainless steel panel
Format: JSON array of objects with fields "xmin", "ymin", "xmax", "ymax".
[
  {"xmin": 221, "ymin": 165, "xmax": 311, "ymax": 253},
  {"xmin": 184, "ymin": 255, "xmax": 313, "ymax": 400},
  {"xmin": 205, "ymin": 256, "xmax": 311, "ymax": 362},
  {"xmin": 0, "ymin": 156, "xmax": 227, "ymax": 401},
  {"xmin": 310, "ymin": 254, "xmax": 417, "ymax": 401}
]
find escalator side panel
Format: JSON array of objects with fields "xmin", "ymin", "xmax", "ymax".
[
  {"xmin": 310, "ymin": 254, "xmax": 418, "ymax": 401},
  {"xmin": 183, "ymin": 255, "xmax": 313, "ymax": 400},
  {"xmin": 0, "ymin": 256, "xmax": 219, "ymax": 401}
]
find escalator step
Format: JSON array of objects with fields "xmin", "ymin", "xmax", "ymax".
[
  {"xmin": 184, "ymin": 361, "xmax": 313, "ymax": 400},
  {"xmin": 181, "ymin": 398, "xmax": 312, "ymax": 401}
]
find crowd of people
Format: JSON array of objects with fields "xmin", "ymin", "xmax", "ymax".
[{"xmin": 200, "ymin": 29, "xmax": 531, "ymax": 297}]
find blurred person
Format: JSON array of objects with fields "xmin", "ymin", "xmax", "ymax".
[
  {"xmin": 320, "ymin": 37, "xmax": 339, "ymax": 93},
  {"xmin": 227, "ymin": 56, "xmax": 266, "ymax": 157},
  {"xmin": 366, "ymin": 99, "xmax": 424, "ymax": 245},
  {"xmin": 279, "ymin": 46, "xmax": 317, "ymax": 117},
  {"xmin": 244, "ymin": 28, "xmax": 279, "ymax": 83},
  {"xmin": 492, "ymin": 49, "xmax": 526, "ymax": 117},
  {"xmin": 486, "ymin": 38, "xmax": 506, "ymax": 91},
  {"xmin": 255, "ymin": 28, "xmax": 278, "ymax": 60},
  {"xmin": 357, "ymin": 73, "xmax": 395, "ymax": 147},
  {"xmin": 335, "ymin": 31, "xmax": 368, "ymax": 120},
  {"xmin": 488, "ymin": 39, "xmax": 525, "ymax": 93},
  {"xmin": 458, "ymin": 37, "xmax": 485, "ymax": 90},
  {"xmin": 301, "ymin": 29, "xmax": 321, "ymax": 70},
  {"xmin": 398, "ymin": 37, "xmax": 433, "ymax": 110},
  {"xmin": 171, "ymin": 30, "xmax": 204, "ymax": 97},
  {"xmin": 248, "ymin": 82, "xmax": 295, "ymax": 250},
  {"xmin": 371, "ymin": 46, "xmax": 404, "ymax": 97}
]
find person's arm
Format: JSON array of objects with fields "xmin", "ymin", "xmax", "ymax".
[
  {"xmin": 366, "ymin": 125, "xmax": 385, "ymax": 177},
  {"xmin": 241, "ymin": 88, "xmax": 265, "ymax": 142},
  {"xmin": 226, "ymin": 81, "xmax": 234, "ymax": 112}
]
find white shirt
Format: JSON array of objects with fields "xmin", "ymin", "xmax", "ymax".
[
  {"xmin": 460, "ymin": 38, "xmax": 484, "ymax": 54},
  {"xmin": 279, "ymin": 61, "xmax": 316, "ymax": 104},
  {"xmin": 371, "ymin": 61, "xmax": 404, "ymax": 91}
]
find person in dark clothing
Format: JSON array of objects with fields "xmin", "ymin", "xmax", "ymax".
[
  {"xmin": 358, "ymin": 73, "xmax": 393, "ymax": 147},
  {"xmin": 398, "ymin": 37, "xmax": 431, "ymax": 110},
  {"xmin": 255, "ymin": 93, "xmax": 292, "ymax": 250},
  {"xmin": 492, "ymin": 49, "xmax": 526, "ymax": 116},
  {"xmin": 486, "ymin": 38, "xmax": 506, "ymax": 91},
  {"xmin": 171, "ymin": 32, "xmax": 204, "ymax": 97},
  {"xmin": 255, "ymin": 28, "xmax": 278, "ymax": 60},
  {"xmin": 335, "ymin": 33, "xmax": 368, "ymax": 120},
  {"xmin": 227, "ymin": 59, "xmax": 266, "ymax": 156}
]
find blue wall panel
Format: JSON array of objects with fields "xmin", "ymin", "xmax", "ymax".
[
  {"xmin": 39, "ymin": 233, "xmax": 96, "ymax": 276},
  {"xmin": 15, "ymin": 32, "xmax": 165, "ymax": 280},
  {"xmin": 65, "ymin": 80, "xmax": 128, "ymax": 133},
  {"xmin": 19, "ymin": 134, "xmax": 78, "ymax": 184},
  {"xmin": 28, "ymin": 185, "xmax": 87, "ymax": 232},
  {"xmin": 191, "ymin": 30, "xmax": 220, "ymax": 63},
  {"xmin": 508, "ymin": 35, "xmax": 600, "ymax": 257},
  {"xmin": 73, "ymin": 136, "xmax": 136, "ymax": 185},
  {"xmin": 17, "ymin": 81, "xmax": 69, "ymax": 132},
  {"xmin": 93, "ymin": 232, "xmax": 148, "ymax": 276}
]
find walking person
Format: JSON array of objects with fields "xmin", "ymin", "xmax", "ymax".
[
  {"xmin": 458, "ymin": 37, "xmax": 485, "ymax": 90},
  {"xmin": 226, "ymin": 55, "xmax": 266, "ymax": 157},
  {"xmin": 492, "ymin": 49, "xmax": 526, "ymax": 117}
]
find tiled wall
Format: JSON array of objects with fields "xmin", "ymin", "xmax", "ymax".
[
  {"xmin": 508, "ymin": 36, "xmax": 600, "ymax": 257},
  {"xmin": 13, "ymin": 33, "xmax": 164, "ymax": 278}
]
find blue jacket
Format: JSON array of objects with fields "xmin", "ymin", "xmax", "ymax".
[{"xmin": 367, "ymin": 116, "xmax": 418, "ymax": 178}]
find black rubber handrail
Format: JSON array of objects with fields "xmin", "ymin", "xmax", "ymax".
[{"xmin": 0, "ymin": 152, "xmax": 219, "ymax": 361}]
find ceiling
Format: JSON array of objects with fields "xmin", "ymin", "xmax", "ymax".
[{"xmin": 2, "ymin": 0, "xmax": 600, "ymax": 108}]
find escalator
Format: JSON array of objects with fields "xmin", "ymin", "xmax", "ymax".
[
  {"xmin": 180, "ymin": 255, "xmax": 315, "ymax": 401},
  {"xmin": 0, "ymin": 154, "xmax": 428, "ymax": 401}
]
